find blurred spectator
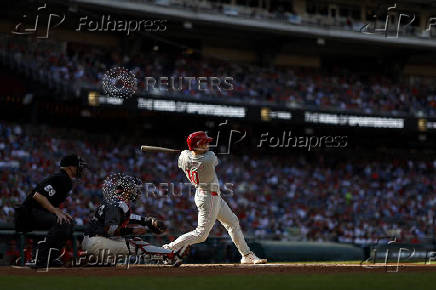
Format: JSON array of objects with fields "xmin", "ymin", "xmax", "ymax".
[
  {"xmin": 2, "ymin": 35, "xmax": 436, "ymax": 117},
  {"xmin": 0, "ymin": 122, "xmax": 435, "ymax": 245}
]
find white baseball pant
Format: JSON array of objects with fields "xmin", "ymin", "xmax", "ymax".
[
  {"xmin": 165, "ymin": 191, "xmax": 251, "ymax": 257},
  {"xmin": 82, "ymin": 236, "xmax": 172, "ymax": 256}
]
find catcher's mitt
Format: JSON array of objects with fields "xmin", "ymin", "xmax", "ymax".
[{"xmin": 148, "ymin": 218, "xmax": 167, "ymax": 234}]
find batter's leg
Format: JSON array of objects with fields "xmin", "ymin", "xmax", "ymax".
[
  {"xmin": 164, "ymin": 193, "xmax": 220, "ymax": 252},
  {"xmin": 217, "ymin": 197, "xmax": 251, "ymax": 257}
]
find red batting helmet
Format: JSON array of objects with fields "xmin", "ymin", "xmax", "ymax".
[{"xmin": 187, "ymin": 131, "xmax": 213, "ymax": 151}]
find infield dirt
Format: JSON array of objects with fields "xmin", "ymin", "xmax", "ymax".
[{"xmin": 2, "ymin": 263, "xmax": 436, "ymax": 276}]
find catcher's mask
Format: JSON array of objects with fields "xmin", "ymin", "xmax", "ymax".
[{"xmin": 102, "ymin": 173, "xmax": 143, "ymax": 204}]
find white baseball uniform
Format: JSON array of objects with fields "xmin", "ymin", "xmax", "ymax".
[
  {"xmin": 82, "ymin": 235, "xmax": 172, "ymax": 257},
  {"xmin": 165, "ymin": 150, "xmax": 251, "ymax": 257}
]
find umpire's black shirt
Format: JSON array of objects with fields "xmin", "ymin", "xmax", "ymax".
[{"xmin": 23, "ymin": 169, "xmax": 72, "ymax": 210}]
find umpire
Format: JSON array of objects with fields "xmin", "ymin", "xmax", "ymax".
[{"xmin": 14, "ymin": 154, "xmax": 87, "ymax": 268}]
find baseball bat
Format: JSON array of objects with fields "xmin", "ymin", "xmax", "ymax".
[{"xmin": 140, "ymin": 145, "xmax": 180, "ymax": 153}]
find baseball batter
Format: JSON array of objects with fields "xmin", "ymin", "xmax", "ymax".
[{"xmin": 163, "ymin": 131, "xmax": 267, "ymax": 264}]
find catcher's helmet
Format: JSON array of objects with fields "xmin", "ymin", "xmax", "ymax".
[
  {"xmin": 186, "ymin": 131, "xmax": 213, "ymax": 151},
  {"xmin": 102, "ymin": 173, "xmax": 142, "ymax": 204}
]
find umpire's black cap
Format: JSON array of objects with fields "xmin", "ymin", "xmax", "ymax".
[
  {"xmin": 60, "ymin": 154, "xmax": 88, "ymax": 178},
  {"xmin": 60, "ymin": 154, "xmax": 80, "ymax": 167}
]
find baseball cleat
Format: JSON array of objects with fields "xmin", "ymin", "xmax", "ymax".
[
  {"xmin": 176, "ymin": 245, "xmax": 191, "ymax": 258},
  {"xmin": 172, "ymin": 256, "xmax": 183, "ymax": 267},
  {"xmin": 171, "ymin": 245, "xmax": 190, "ymax": 267},
  {"xmin": 240, "ymin": 252, "xmax": 267, "ymax": 264}
]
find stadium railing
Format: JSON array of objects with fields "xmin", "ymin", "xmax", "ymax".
[
  {"xmin": 0, "ymin": 224, "xmax": 258, "ymax": 265},
  {"xmin": 2, "ymin": 224, "xmax": 435, "ymax": 265},
  {"xmin": 83, "ymin": 0, "xmax": 433, "ymax": 40}
]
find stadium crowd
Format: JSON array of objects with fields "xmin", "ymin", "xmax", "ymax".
[
  {"xmin": 0, "ymin": 122, "xmax": 435, "ymax": 245},
  {"xmin": 2, "ymin": 35, "xmax": 436, "ymax": 117}
]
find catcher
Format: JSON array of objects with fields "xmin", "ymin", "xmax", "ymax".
[{"xmin": 81, "ymin": 173, "xmax": 185, "ymax": 266}]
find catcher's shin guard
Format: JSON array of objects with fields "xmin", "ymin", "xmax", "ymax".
[{"xmin": 127, "ymin": 237, "xmax": 181, "ymax": 266}]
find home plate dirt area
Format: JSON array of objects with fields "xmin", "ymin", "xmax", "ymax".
[{"xmin": 2, "ymin": 263, "xmax": 436, "ymax": 276}]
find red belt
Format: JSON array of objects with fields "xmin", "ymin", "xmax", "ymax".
[{"xmin": 211, "ymin": 191, "xmax": 218, "ymax": 196}]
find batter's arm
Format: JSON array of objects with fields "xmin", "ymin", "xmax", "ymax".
[{"xmin": 178, "ymin": 150, "xmax": 189, "ymax": 169}]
